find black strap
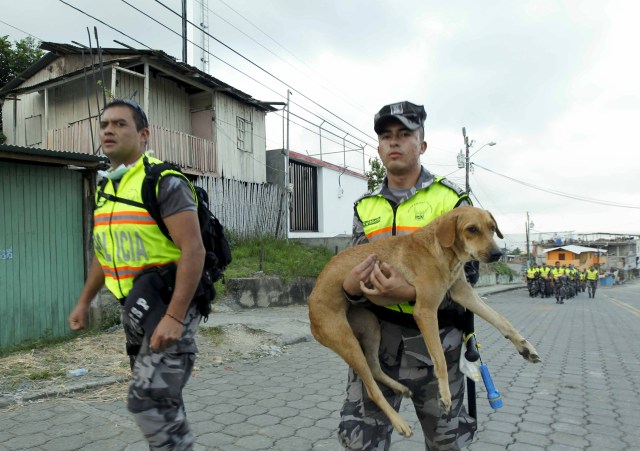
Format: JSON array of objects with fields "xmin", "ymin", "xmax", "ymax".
[
  {"xmin": 96, "ymin": 189, "xmax": 146, "ymax": 209},
  {"xmin": 366, "ymin": 304, "xmax": 464, "ymax": 331},
  {"xmin": 140, "ymin": 155, "xmax": 192, "ymax": 242}
]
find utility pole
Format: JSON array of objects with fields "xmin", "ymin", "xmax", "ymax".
[
  {"xmin": 284, "ymin": 90, "xmax": 291, "ymax": 241},
  {"xmin": 462, "ymin": 127, "xmax": 471, "ymax": 194},
  {"xmin": 181, "ymin": 0, "xmax": 187, "ymax": 64},
  {"xmin": 525, "ymin": 212, "xmax": 535, "ymax": 266}
]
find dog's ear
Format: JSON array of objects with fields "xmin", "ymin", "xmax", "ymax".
[
  {"xmin": 489, "ymin": 212, "xmax": 504, "ymax": 239},
  {"xmin": 436, "ymin": 212, "xmax": 457, "ymax": 248}
]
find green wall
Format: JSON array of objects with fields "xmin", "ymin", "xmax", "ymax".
[{"xmin": 0, "ymin": 161, "xmax": 84, "ymax": 349}]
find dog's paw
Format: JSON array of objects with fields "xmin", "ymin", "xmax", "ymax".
[
  {"xmin": 389, "ymin": 413, "xmax": 413, "ymax": 438},
  {"xmin": 519, "ymin": 340, "xmax": 541, "ymax": 363},
  {"xmin": 396, "ymin": 386, "xmax": 413, "ymax": 399},
  {"xmin": 439, "ymin": 396, "xmax": 452, "ymax": 414}
]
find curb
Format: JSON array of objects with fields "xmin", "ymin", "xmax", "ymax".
[
  {"xmin": 0, "ymin": 376, "xmax": 128, "ymax": 409},
  {"xmin": 478, "ymin": 285, "xmax": 526, "ymax": 296}
]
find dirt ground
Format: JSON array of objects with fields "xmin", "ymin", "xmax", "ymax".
[{"xmin": 0, "ymin": 323, "xmax": 280, "ymax": 406}]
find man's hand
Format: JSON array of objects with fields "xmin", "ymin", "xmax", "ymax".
[
  {"xmin": 343, "ymin": 254, "xmax": 378, "ymax": 296},
  {"xmin": 360, "ymin": 261, "xmax": 416, "ymax": 302},
  {"xmin": 67, "ymin": 303, "xmax": 89, "ymax": 331},
  {"xmin": 149, "ymin": 315, "xmax": 183, "ymax": 350}
]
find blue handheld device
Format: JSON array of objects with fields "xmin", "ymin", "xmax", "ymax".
[{"xmin": 480, "ymin": 363, "xmax": 502, "ymax": 409}]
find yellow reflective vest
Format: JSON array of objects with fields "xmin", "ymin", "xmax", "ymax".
[
  {"xmin": 551, "ymin": 267, "xmax": 564, "ymax": 279},
  {"xmin": 526, "ymin": 268, "xmax": 538, "ymax": 279},
  {"xmin": 355, "ymin": 176, "xmax": 468, "ymax": 314},
  {"xmin": 539, "ymin": 267, "xmax": 551, "ymax": 279},
  {"xmin": 93, "ymin": 155, "xmax": 194, "ymax": 299},
  {"xmin": 586, "ymin": 269, "xmax": 599, "ymax": 281}
]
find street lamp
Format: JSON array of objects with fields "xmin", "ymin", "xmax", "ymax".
[{"xmin": 461, "ymin": 127, "xmax": 496, "ymax": 194}]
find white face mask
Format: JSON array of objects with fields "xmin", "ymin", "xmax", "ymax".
[{"xmin": 98, "ymin": 163, "xmax": 133, "ymax": 181}]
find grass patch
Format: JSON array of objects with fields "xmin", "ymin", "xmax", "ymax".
[
  {"xmin": 223, "ymin": 236, "xmax": 334, "ymax": 281},
  {"xmin": 26, "ymin": 369, "xmax": 67, "ymax": 381},
  {"xmin": 0, "ymin": 328, "xmax": 128, "ymax": 391},
  {"xmin": 198, "ymin": 326, "xmax": 225, "ymax": 347}
]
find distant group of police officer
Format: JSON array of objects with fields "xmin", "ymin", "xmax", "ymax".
[{"xmin": 526, "ymin": 261, "xmax": 600, "ymax": 303}]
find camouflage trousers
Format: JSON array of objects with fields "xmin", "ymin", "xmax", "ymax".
[
  {"xmin": 122, "ymin": 302, "xmax": 200, "ymax": 451},
  {"xmin": 338, "ymin": 320, "xmax": 476, "ymax": 450}
]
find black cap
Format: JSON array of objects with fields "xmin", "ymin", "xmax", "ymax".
[{"xmin": 374, "ymin": 101, "xmax": 427, "ymax": 134}]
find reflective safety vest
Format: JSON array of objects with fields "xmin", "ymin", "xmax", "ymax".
[
  {"xmin": 551, "ymin": 267, "xmax": 564, "ymax": 279},
  {"xmin": 355, "ymin": 177, "xmax": 467, "ymax": 314},
  {"xmin": 539, "ymin": 267, "xmax": 551, "ymax": 279},
  {"xmin": 526, "ymin": 268, "xmax": 538, "ymax": 279},
  {"xmin": 586, "ymin": 269, "xmax": 599, "ymax": 281},
  {"xmin": 93, "ymin": 155, "xmax": 192, "ymax": 299},
  {"xmin": 579, "ymin": 272, "xmax": 586, "ymax": 281},
  {"xmin": 568, "ymin": 268, "xmax": 578, "ymax": 280}
]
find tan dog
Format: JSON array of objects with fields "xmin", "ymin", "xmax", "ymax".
[{"xmin": 308, "ymin": 206, "xmax": 540, "ymax": 437}]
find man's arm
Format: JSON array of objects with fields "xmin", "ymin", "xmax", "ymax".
[
  {"xmin": 149, "ymin": 209, "xmax": 205, "ymax": 350},
  {"xmin": 68, "ymin": 255, "xmax": 105, "ymax": 331}
]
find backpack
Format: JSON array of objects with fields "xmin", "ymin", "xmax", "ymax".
[{"xmin": 97, "ymin": 155, "xmax": 232, "ymax": 321}]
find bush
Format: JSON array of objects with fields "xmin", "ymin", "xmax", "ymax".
[{"xmin": 488, "ymin": 261, "xmax": 516, "ymax": 276}]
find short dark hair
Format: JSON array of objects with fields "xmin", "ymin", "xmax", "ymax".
[{"xmin": 103, "ymin": 99, "xmax": 149, "ymax": 131}]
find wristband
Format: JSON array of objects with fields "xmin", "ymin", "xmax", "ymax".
[
  {"xmin": 166, "ymin": 313, "xmax": 185, "ymax": 326},
  {"xmin": 343, "ymin": 289, "xmax": 365, "ymax": 303}
]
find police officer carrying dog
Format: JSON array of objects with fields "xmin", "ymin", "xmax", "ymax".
[
  {"xmin": 67, "ymin": 99, "xmax": 205, "ymax": 450},
  {"xmin": 339, "ymin": 101, "xmax": 477, "ymax": 450}
]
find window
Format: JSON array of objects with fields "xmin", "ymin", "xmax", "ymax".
[
  {"xmin": 236, "ymin": 116, "xmax": 252, "ymax": 152},
  {"xmin": 559, "ymin": 253, "xmax": 565, "ymax": 261},
  {"xmin": 289, "ymin": 160, "xmax": 318, "ymax": 232}
]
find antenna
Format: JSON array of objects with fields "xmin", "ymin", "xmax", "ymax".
[
  {"xmin": 86, "ymin": 28, "xmax": 102, "ymax": 129},
  {"xmin": 80, "ymin": 48, "xmax": 96, "ymax": 154},
  {"xmin": 199, "ymin": 0, "xmax": 210, "ymax": 72},
  {"xmin": 94, "ymin": 27, "xmax": 108, "ymax": 105}
]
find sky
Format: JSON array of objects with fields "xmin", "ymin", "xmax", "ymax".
[{"xmin": 2, "ymin": 0, "xmax": 639, "ymax": 248}]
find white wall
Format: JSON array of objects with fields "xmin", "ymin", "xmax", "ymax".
[{"xmin": 289, "ymin": 165, "xmax": 367, "ymax": 239}]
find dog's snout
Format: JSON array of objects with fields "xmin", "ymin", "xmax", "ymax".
[{"xmin": 489, "ymin": 248, "xmax": 503, "ymax": 262}]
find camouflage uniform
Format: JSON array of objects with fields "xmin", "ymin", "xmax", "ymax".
[
  {"xmin": 339, "ymin": 166, "xmax": 477, "ymax": 450},
  {"xmin": 123, "ymin": 302, "xmax": 200, "ymax": 451},
  {"xmin": 337, "ymin": 300, "xmax": 476, "ymax": 450}
]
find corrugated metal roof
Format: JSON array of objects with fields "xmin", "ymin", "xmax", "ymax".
[
  {"xmin": 0, "ymin": 42, "xmax": 277, "ymax": 112},
  {"xmin": 0, "ymin": 144, "xmax": 108, "ymax": 169}
]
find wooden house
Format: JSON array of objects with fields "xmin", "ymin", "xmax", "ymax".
[{"xmin": 0, "ymin": 42, "xmax": 276, "ymax": 183}]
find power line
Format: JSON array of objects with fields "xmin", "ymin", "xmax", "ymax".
[
  {"xmin": 0, "ymin": 20, "xmax": 44, "ymax": 41},
  {"xmin": 53, "ymin": 2, "xmax": 375, "ymax": 170},
  {"xmin": 64, "ymin": 0, "xmax": 372, "ymax": 157},
  {"xmin": 114, "ymin": 0, "xmax": 378, "ymax": 153},
  {"xmin": 59, "ymin": 1, "xmax": 151, "ymax": 49},
  {"xmin": 152, "ymin": 0, "xmax": 379, "ymax": 149},
  {"xmin": 473, "ymin": 163, "xmax": 640, "ymax": 209},
  {"xmin": 199, "ymin": 0, "xmax": 369, "ymax": 116}
]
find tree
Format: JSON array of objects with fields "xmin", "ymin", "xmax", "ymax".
[
  {"xmin": 0, "ymin": 36, "xmax": 44, "ymax": 135},
  {"xmin": 364, "ymin": 157, "xmax": 386, "ymax": 192}
]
